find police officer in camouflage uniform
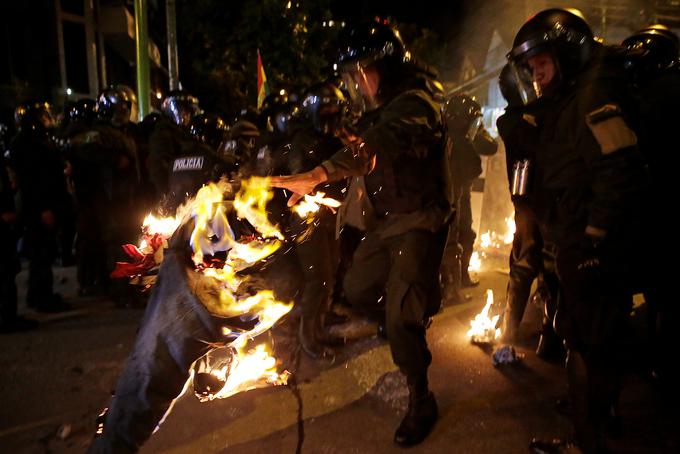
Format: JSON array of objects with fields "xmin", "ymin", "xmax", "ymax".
[
  {"xmin": 507, "ymin": 9, "xmax": 648, "ymax": 453},
  {"xmin": 148, "ymin": 91, "xmax": 201, "ymax": 201},
  {"xmin": 287, "ymin": 81, "xmax": 347, "ymax": 359},
  {"xmin": 86, "ymin": 86, "xmax": 142, "ymax": 303},
  {"xmin": 7, "ymin": 103, "xmax": 71, "ymax": 312},
  {"xmin": 1, "ymin": 128, "xmax": 38, "ymax": 332},
  {"xmin": 271, "ymin": 21, "xmax": 450, "ymax": 446},
  {"xmin": 442, "ymin": 94, "xmax": 497, "ymax": 291},
  {"xmin": 166, "ymin": 113, "xmax": 232, "ymax": 212},
  {"xmin": 622, "ymin": 24, "xmax": 680, "ymax": 394},
  {"xmin": 496, "ymin": 65, "xmax": 562, "ymax": 360}
]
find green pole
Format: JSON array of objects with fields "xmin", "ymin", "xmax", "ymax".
[{"xmin": 134, "ymin": 0, "xmax": 150, "ymax": 121}]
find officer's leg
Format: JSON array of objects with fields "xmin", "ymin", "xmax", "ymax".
[
  {"xmin": 0, "ymin": 227, "xmax": 19, "ymax": 327},
  {"xmin": 555, "ymin": 244, "xmax": 631, "ymax": 453},
  {"xmin": 457, "ymin": 185, "xmax": 477, "ymax": 287},
  {"xmin": 88, "ymin": 249, "xmax": 225, "ymax": 453},
  {"xmin": 26, "ymin": 219, "xmax": 58, "ymax": 310},
  {"xmin": 384, "ymin": 228, "xmax": 447, "ymax": 446},
  {"xmin": 440, "ymin": 221, "xmax": 463, "ymax": 303},
  {"xmin": 343, "ymin": 232, "xmax": 390, "ymax": 315},
  {"xmin": 501, "ymin": 204, "xmax": 541, "ymax": 343},
  {"xmin": 295, "ymin": 218, "xmax": 338, "ymax": 358}
]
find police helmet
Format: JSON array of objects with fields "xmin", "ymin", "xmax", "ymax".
[
  {"xmin": 161, "ymin": 90, "xmax": 201, "ymax": 128},
  {"xmin": 260, "ymin": 92, "xmax": 299, "ymax": 134},
  {"xmin": 67, "ymin": 98, "xmax": 97, "ymax": 126},
  {"xmin": 301, "ymin": 82, "xmax": 347, "ymax": 135},
  {"xmin": 498, "ymin": 64, "xmax": 524, "ymax": 109},
  {"xmin": 622, "ymin": 24, "xmax": 679, "ymax": 77},
  {"xmin": 139, "ymin": 112, "xmax": 162, "ymax": 140},
  {"xmin": 337, "ymin": 20, "xmax": 409, "ymax": 111},
  {"xmin": 507, "ymin": 8, "xmax": 595, "ymax": 104},
  {"xmin": 444, "ymin": 94, "xmax": 483, "ymax": 140},
  {"xmin": 189, "ymin": 113, "xmax": 229, "ymax": 150},
  {"xmin": 97, "ymin": 85, "xmax": 134, "ymax": 123},
  {"xmin": 16, "ymin": 102, "xmax": 56, "ymax": 133}
]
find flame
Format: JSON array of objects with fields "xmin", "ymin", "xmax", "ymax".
[
  {"xmin": 142, "ymin": 213, "xmax": 181, "ymax": 238},
  {"xmin": 291, "ymin": 191, "xmax": 342, "ymax": 219},
  {"xmin": 502, "ymin": 216, "xmax": 516, "ymax": 245},
  {"xmin": 470, "ymin": 212, "xmax": 516, "ymax": 271},
  {"xmin": 196, "ymin": 343, "xmax": 288, "ymax": 402},
  {"xmin": 467, "ymin": 289, "xmax": 501, "ymax": 343},
  {"xmin": 233, "ymin": 177, "xmax": 284, "ymax": 241},
  {"xmin": 468, "ymin": 251, "xmax": 482, "ymax": 272}
]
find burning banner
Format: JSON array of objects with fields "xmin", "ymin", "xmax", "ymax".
[{"xmin": 91, "ymin": 177, "xmax": 307, "ymax": 451}]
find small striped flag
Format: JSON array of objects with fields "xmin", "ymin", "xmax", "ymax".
[{"xmin": 257, "ymin": 49, "xmax": 270, "ymax": 109}]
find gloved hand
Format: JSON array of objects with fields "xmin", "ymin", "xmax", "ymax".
[{"xmin": 577, "ymin": 235, "xmax": 604, "ymax": 281}]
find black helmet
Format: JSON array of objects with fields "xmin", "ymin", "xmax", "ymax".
[
  {"xmin": 67, "ymin": 98, "xmax": 97, "ymax": 126},
  {"xmin": 97, "ymin": 85, "xmax": 135, "ymax": 124},
  {"xmin": 260, "ymin": 92, "xmax": 299, "ymax": 134},
  {"xmin": 498, "ymin": 64, "xmax": 524, "ymax": 109},
  {"xmin": 161, "ymin": 90, "xmax": 201, "ymax": 128},
  {"xmin": 189, "ymin": 113, "xmax": 229, "ymax": 150},
  {"xmin": 301, "ymin": 82, "xmax": 347, "ymax": 135},
  {"xmin": 139, "ymin": 112, "xmax": 162, "ymax": 139},
  {"xmin": 226, "ymin": 120, "xmax": 260, "ymax": 165},
  {"xmin": 16, "ymin": 102, "xmax": 55, "ymax": 133},
  {"xmin": 259, "ymin": 92, "xmax": 289, "ymax": 117},
  {"xmin": 444, "ymin": 94, "xmax": 483, "ymax": 140},
  {"xmin": 622, "ymin": 24, "xmax": 679, "ymax": 78},
  {"xmin": 337, "ymin": 20, "xmax": 409, "ymax": 111},
  {"xmin": 507, "ymin": 8, "xmax": 595, "ymax": 104}
]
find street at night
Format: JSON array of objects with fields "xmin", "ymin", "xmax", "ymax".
[{"xmin": 2, "ymin": 1, "xmax": 680, "ymax": 453}]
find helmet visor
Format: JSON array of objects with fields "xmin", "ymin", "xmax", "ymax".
[
  {"xmin": 466, "ymin": 116, "xmax": 483, "ymax": 141},
  {"xmin": 340, "ymin": 62, "xmax": 380, "ymax": 113},
  {"xmin": 508, "ymin": 59, "xmax": 542, "ymax": 105}
]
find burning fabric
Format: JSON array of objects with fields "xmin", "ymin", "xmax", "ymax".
[
  {"xmin": 110, "ymin": 214, "xmax": 180, "ymax": 284},
  {"xmin": 89, "ymin": 178, "xmax": 304, "ymax": 453}
]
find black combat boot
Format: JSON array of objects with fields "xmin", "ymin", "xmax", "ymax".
[
  {"xmin": 535, "ymin": 326, "xmax": 565, "ymax": 362},
  {"xmin": 299, "ymin": 315, "xmax": 334, "ymax": 359},
  {"xmin": 394, "ymin": 379, "xmax": 438, "ymax": 447}
]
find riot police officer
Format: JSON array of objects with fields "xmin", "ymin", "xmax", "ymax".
[
  {"xmin": 81, "ymin": 86, "xmax": 141, "ymax": 303},
  {"xmin": 271, "ymin": 21, "xmax": 450, "ymax": 446},
  {"xmin": 7, "ymin": 102, "xmax": 70, "ymax": 312},
  {"xmin": 442, "ymin": 94, "xmax": 498, "ymax": 296},
  {"xmin": 495, "ymin": 64, "xmax": 562, "ymax": 360},
  {"xmin": 148, "ymin": 91, "xmax": 201, "ymax": 199},
  {"xmin": 165, "ymin": 113, "xmax": 231, "ymax": 212},
  {"xmin": 287, "ymin": 81, "xmax": 347, "ymax": 359},
  {"xmin": 622, "ymin": 24, "xmax": 680, "ymax": 393},
  {"xmin": 507, "ymin": 9, "xmax": 648, "ymax": 453}
]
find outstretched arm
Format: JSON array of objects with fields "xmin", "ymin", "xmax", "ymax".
[{"xmin": 269, "ymin": 166, "xmax": 329, "ymax": 207}]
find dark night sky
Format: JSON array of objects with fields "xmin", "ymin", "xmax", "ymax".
[{"xmin": 330, "ymin": 0, "xmax": 468, "ymax": 41}]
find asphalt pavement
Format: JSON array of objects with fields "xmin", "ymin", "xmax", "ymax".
[{"xmin": 1, "ymin": 263, "xmax": 677, "ymax": 453}]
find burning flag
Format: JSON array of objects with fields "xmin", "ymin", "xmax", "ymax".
[{"xmin": 92, "ymin": 178, "xmax": 299, "ymax": 451}]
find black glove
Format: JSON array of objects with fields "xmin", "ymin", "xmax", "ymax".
[{"xmin": 577, "ymin": 235, "xmax": 604, "ymax": 281}]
